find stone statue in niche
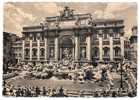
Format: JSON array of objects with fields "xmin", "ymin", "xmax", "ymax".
[
  {"xmin": 62, "ymin": 48, "xmax": 72, "ymax": 66},
  {"xmin": 50, "ymin": 48, "xmax": 54, "ymax": 58},
  {"xmin": 81, "ymin": 48, "xmax": 86, "ymax": 58},
  {"xmin": 63, "ymin": 48, "xmax": 71, "ymax": 59}
]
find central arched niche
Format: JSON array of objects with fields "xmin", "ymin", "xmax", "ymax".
[
  {"xmin": 59, "ymin": 36, "xmax": 74, "ymax": 60},
  {"xmin": 60, "ymin": 36, "xmax": 74, "ymax": 48}
]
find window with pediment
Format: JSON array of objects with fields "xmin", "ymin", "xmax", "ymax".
[
  {"xmin": 103, "ymin": 47, "xmax": 110, "ymax": 57},
  {"xmin": 92, "ymin": 47, "xmax": 99, "ymax": 57},
  {"xmin": 114, "ymin": 47, "xmax": 121, "ymax": 56}
]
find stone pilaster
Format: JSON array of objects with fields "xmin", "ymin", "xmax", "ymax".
[
  {"xmin": 22, "ymin": 40, "xmax": 25, "ymax": 61},
  {"xmin": 29, "ymin": 40, "xmax": 32, "ymax": 61},
  {"xmin": 37, "ymin": 39, "xmax": 40, "ymax": 61},
  {"xmin": 60, "ymin": 48, "xmax": 62, "ymax": 60},
  {"xmin": 110, "ymin": 36, "xmax": 113, "ymax": 61}
]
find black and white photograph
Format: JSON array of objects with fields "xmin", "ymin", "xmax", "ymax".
[{"xmin": 2, "ymin": 1, "xmax": 137, "ymax": 97}]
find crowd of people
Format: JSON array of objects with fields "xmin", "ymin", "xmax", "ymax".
[
  {"xmin": 3, "ymin": 81, "xmax": 67, "ymax": 97},
  {"xmin": 3, "ymin": 80, "xmax": 136, "ymax": 97},
  {"xmin": 3, "ymin": 58, "xmax": 137, "ymax": 97}
]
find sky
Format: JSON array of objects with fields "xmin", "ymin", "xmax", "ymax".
[{"xmin": 4, "ymin": 2, "xmax": 137, "ymax": 37}]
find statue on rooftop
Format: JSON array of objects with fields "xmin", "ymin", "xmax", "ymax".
[{"xmin": 60, "ymin": 6, "xmax": 74, "ymax": 19}]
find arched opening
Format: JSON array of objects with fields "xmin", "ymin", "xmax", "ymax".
[
  {"xmin": 61, "ymin": 38, "xmax": 73, "ymax": 48},
  {"xmin": 32, "ymin": 48, "xmax": 37, "ymax": 57},
  {"xmin": 40, "ymin": 48, "xmax": 45, "ymax": 56},
  {"xmin": 25, "ymin": 48, "xmax": 29, "ymax": 56},
  {"xmin": 60, "ymin": 37, "xmax": 73, "ymax": 60}
]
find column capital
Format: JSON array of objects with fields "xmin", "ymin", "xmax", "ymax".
[
  {"xmin": 22, "ymin": 37, "xmax": 25, "ymax": 40},
  {"xmin": 37, "ymin": 33, "xmax": 41, "ymax": 39},
  {"xmin": 29, "ymin": 33, "xmax": 33, "ymax": 39},
  {"xmin": 120, "ymin": 28, "xmax": 124, "ymax": 36},
  {"xmin": 98, "ymin": 31, "xmax": 103, "ymax": 37},
  {"xmin": 109, "ymin": 29, "xmax": 114, "ymax": 37},
  {"xmin": 109, "ymin": 33, "xmax": 113, "ymax": 37},
  {"xmin": 98, "ymin": 29, "xmax": 103, "ymax": 36},
  {"xmin": 86, "ymin": 32, "xmax": 92, "ymax": 36},
  {"xmin": 55, "ymin": 32, "xmax": 59, "ymax": 37},
  {"xmin": 98, "ymin": 34, "xmax": 102, "ymax": 37},
  {"xmin": 74, "ymin": 29, "xmax": 80, "ymax": 36}
]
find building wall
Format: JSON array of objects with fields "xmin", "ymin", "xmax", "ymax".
[
  {"xmin": 3, "ymin": 32, "xmax": 20, "ymax": 73},
  {"xmin": 21, "ymin": 20, "xmax": 127, "ymax": 64},
  {"xmin": 130, "ymin": 26, "xmax": 137, "ymax": 63},
  {"xmin": 21, "ymin": 7, "xmax": 129, "ymax": 64}
]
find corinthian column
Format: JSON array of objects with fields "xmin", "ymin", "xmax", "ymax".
[
  {"xmin": 86, "ymin": 35, "xmax": 91, "ymax": 61},
  {"xmin": 55, "ymin": 37, "xmax": 59, "ymax": 61},
  {"xmin": 75, "ymin": 36, "xmax": 79, "ymax": 61},
  {"xmin": 99, "ymin": 35, "xmax": 103, "ymax": 61},
  {"xmin": 44, "ymin": 37, "xmax": 47, "ymax": 60},
  {"xmin": 120, "ymin": 36, "xmax": 124, "ymax": 57},
  {"xmin": 110, "ymin": 36, "xmax": 113, "ymax": 61}
]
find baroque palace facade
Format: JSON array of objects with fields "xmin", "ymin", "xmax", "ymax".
[{"xmin": 21, "ymin": 7, "xmax": 129, "ymax": 65}]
